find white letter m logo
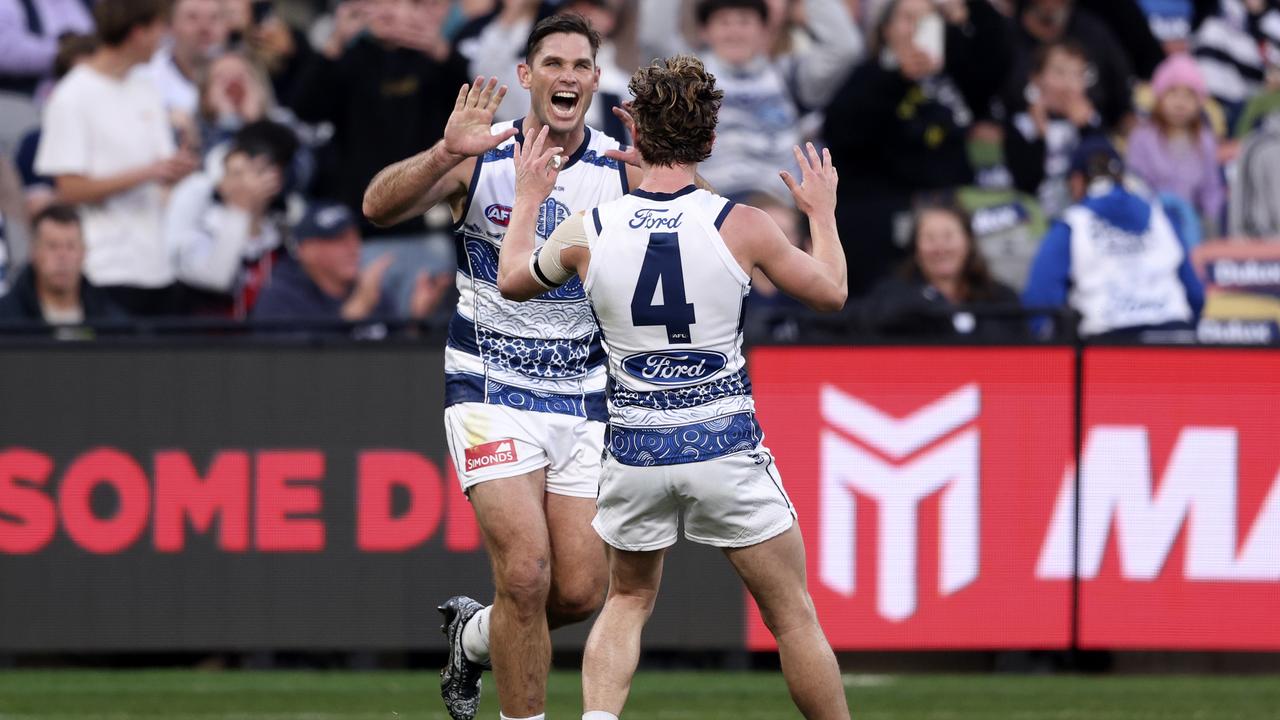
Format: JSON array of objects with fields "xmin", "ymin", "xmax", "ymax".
[{"xmin": 820, "ymin": 384, "xmax": 981, "ymax": 621}]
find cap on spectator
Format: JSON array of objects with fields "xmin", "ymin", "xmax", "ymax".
[
  {"xmin": 1069, "ymin": 135, "xmax": 1123, "ymax": 179},
  {"xmin": 1151, "ymin": 53, "xmax": 1208, "ymax": 100},
  {"xmin": 292, "ymin": 201, "xmax": 356, "ymax": 242}
]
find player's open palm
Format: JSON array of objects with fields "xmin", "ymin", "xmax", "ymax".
[
  {"xmin": 780, "ymin": 143, "xmax": 838, "ymax": 219},
  {"xmin": 444, "ymin": 76, "xmax": 518, "ymax": 158},
  {"xmin": 513, "ymin": 125, "xmax": 564, "ymax": 204}
]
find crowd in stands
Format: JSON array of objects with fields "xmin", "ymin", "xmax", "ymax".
[{"xmin": 0, "ymin": 0, "xmax": 1277, "ymax": 341}]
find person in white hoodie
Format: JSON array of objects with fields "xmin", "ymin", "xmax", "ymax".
[
  {"xmin": 165, "ymin": 120, "xmax": 293, "ymax": 317},
  {"xmin": 694, "ymin": 0, "xmax": 862, "ymax": 201}
]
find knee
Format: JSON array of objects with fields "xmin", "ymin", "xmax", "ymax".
[
  {"xmin": 758, "ymin": 590, "xmax": 818, "ymax": 638},
  {"xmin": 495, "ymin": 554, "xmax": 552, "ymax": 616},
  {"xmin": 549, "ymin": 582, "xmax": 606, "ymax": 624}
]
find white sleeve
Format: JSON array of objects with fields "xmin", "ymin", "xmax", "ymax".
[
  {"xmin": 34, "ymin": 85, "xmax": 90, "ymax": 176},
  {"xmin": 166, "ymin": 175, "xmax": 251, "ymax": 292},
  {"xmin": 789, "ymin": 0, "xmax": 864, "ymax": 110}
]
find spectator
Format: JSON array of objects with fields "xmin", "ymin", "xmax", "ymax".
[
  {"xmin": 860, "ymin": 200, "xmax": 1024, "ymax": 339},
  {"xmin": 35, "ymin": 0, "xmax": 200, "ymax": 317},
  {"xmin": 145, "ymin": 0, "xmax": 228, "ymax": 117},
  {"xmin": 1023, "ymin": 136, "xmax": 1204, "ymax": 338},
  {"xmin": 0, "ymin": 204, "xmax": 127, "ymax": 325},
  {"xmin": 167, "ymin": 121, "xmax": 295, "ymax": 317},
  {"xmin": 824, "ymin": 0, "xmax": 1005, "ymax": 295},
  {"xmin": 1192, "ymin": 0, "xmax": 1280, "ymax": 130},
  {"xmin": 14, "ymin": 32, "xmax": 97, "ymax": 221},
  {"xmin": 1126, "ymin": 53, "xmax": 1225, "ymax": 235},
  {"xmin": 0, "ymin": 156, "xmax": 27, "ymax": 295},
  {"xmin": 0, "ymin": 0, "xmax": 96, "ymax": 148},
  {"xmin": 1005, "ymin": 40, "xmax": 1106, "ymax": 217},
  {"xmin": 252, "ymin": 200, "xmax": 451, "ymax": 323},
  {"xmin": 1008, "ymin": 0, "xmax": 1138, "ymax": 132},
  {"xmin": 462, "ymin": 0, "xmax": 545, "ymax": 122},
  {"xmin": 291, "ymin": 0, "xmax": 467, "ymax": 311},
  {"xmin": 695, "ymin": 0, "xmax": 862, "ymax": 201},
  {"xmin": 224, "ymin": 0, "xmax": 319, "ymax": 104}
]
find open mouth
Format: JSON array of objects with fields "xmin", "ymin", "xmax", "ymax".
[{"xmin": 550, "ymin": 90, "xmax": 580, "ymax": 117}]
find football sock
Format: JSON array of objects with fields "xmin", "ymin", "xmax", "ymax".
[
  {"xmin": 500, "ymin": 714, "xmax": 545, "ymax": 720},
  {"xmin": 461, "ymin": 605, "xmax": 492, "ymax": 665},
  {"xmin": 583, "ymin": 712, "xmax": 620, "ymax": 720}
]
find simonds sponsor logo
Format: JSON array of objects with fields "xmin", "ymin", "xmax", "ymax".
[
  {"xmin": 465, "ymin": 440, "xmax": 517, "ymax": 472},
  {"xmin": 485, "ymin": 204, "xmax": 512, "ymax": 226},
  {"xmin": 622, "ymin": 350, "xmax": 727, "ymax": 384}
]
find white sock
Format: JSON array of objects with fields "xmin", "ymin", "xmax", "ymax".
[
  {"xmin": 461, "ymin": 605, "xmax": 492, "ymax": 665},
  {"xmin": 500, "ymin": 715, "xmax": 545, "ymax": 720},
  {"xmin": 583, "ymin": 712, "xmax": 619, "ymax": 720}
]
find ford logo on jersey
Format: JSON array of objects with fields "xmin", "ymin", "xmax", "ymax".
[
  {"xmin": 621, "ymin": 350, "xmax": 727, "ymax": 384},
  {"xmin": 485, "ymin": 204, "xmax": 512, "ymax": 226}
]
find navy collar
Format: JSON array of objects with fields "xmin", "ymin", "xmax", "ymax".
[
  {"xmin": 513, "ymin": 117, "xmax": 592, "ymax": 170},
  {"xmin": 631, "ymin": 184, "xmax": 698, "ymax": 201}
]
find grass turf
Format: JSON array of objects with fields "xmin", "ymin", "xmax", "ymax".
[{"xmin": 0, "ymin": 670, "xmax": 1277, "ymax": 719}]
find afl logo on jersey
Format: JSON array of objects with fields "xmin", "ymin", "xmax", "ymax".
[
  {"xmin": 537, "ymin": 197, "xmax": 570, "ymax": 239},
  {"xmin": 622, "ymin": 350, "xmax": 727, "ymax": 385},
  {"xmin": 485, "ymin": 204, "xmax": 512, "ymax": 226}
]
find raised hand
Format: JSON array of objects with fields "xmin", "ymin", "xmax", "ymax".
[
  {"xmin": 513, "ymin": 125, "xmax": 564, "ymax": 205},
  {"xmin": 444, "ymin": 76, "xmax": 518, "ymax": 158},
  {"xmin": 779, "ymin": 143, "xmax": 838, "ymax": 219},
  {"xmin": 602, "ymin": 104, "xmax": 644, "ymax": 168}
]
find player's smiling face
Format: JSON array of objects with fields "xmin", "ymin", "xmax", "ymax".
[{"xmin": 518, "ymin": 32, "xmax": 600, "ymax": 136}]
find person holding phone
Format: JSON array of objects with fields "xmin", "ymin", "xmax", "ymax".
[{"xmin": 821, "ymin": 0, "xmax": 1011, "ymax": 297}]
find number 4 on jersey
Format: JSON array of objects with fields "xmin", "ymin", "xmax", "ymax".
[{"xmin": 631, "ymin": 232, "xmax": 696, "ymax": 343}]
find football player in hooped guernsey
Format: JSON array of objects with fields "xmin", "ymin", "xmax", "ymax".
[
  {"xmin": 497, "ymin": 56, "xmax": 851, "ymax": 720},
  {"xmin": 362, "ymin": 13, "xmax": 649, "ymax": 720}
]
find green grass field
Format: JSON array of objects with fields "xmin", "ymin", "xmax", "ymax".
[{"xmin": 1, "ymin": 670, "xmax": 1278, "ymax": 720}]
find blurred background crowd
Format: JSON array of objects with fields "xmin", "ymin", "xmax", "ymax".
[{"xmin": 1, "ymin": 0, "xmax": 1277, "ymax": 342}]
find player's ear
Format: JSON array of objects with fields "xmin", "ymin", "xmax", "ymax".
[
  {"xmin": 591, "ymin": 65, "xmax": 601, "ymax": 92},
  {"xmin": 516, "ymin": 62, "xmax": 533, "ymax": 90}
]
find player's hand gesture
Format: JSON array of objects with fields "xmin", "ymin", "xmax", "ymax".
[
  {"xmin": 602, "ymin": 104, "xmax": 645, "ymax": 169},
  {"xmin": 444, "ymin": 76, "xmax": 518, "ymax": 158},
  {"xmin": 513, "ymin": 125, "xmax": 564, "ymax": 204},
  {"xmin": 780, "ymin": 143, "xmax": 838, "ymax": 219}
]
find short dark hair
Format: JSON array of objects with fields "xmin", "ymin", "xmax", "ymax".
[
  {"xmin": 524, "ymin": 13, "xmax": 601, "ymax": 63},
  {"xmin": 54, "ymin": 33, "xmax": 98, "ymax": 79},
  {"xmin": 94, "ymin": 0, "xmax": 169, "ymax": 47},
  {"xmin": 31, "ymin": 204, "xmax": 82, "ymax": 236},
  {"xmin": 695, "ymin": 0, "xmax": 768, "ymax": 26},
  {"xmin": 1031, "ymin": 39, "xmax": 1088, "ymax": 76},
  {"xmin": 628, "ymin": 55, "xmax": 723, "ymax": 166},
  {"xmin": 230, "ymin": 120, "xmax": 300, "ymax": 170}
]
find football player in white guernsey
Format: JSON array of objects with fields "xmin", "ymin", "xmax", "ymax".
[
  {"xmin": 362, "ymin": 14, "xmax": 648, "ymax": 720},
  {"xmin": 497, "ymin": 57, "xmax": 851, "ymax": 720}
]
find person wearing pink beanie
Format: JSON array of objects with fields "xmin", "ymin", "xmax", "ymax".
[{"xmin": 1126, "ymin": 53, "xmax": 1226, "ymax": 235}]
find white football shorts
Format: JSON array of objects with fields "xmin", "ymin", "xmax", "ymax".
[
  {"xmin": 444, "ymin": 402, "xmax": 605, "ymax": 498},
  {"xmin": 592, "ymin": 446, "xmax": 797, "ymax": 551}
]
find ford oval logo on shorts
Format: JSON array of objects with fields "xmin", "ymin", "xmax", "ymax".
[
  {"xmin": 485, "ymin": 204, "xmax": 512, "ymax": 226},
  {"xmin": 621, "ymin": 350, "xmax": 727, "ymax": 384}
]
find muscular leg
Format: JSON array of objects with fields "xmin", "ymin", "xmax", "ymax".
[
  {"xmin": 725, "ymin": 525, "xmax": 849, "ymax": 720},
  {"xmin": 544, "ymin": 492, "xmax": 608, "ymax": 629},
  {"xmin": 581, "ymin": 547, "xmax": 666, "ymax": 715},
  {"xmin": 469, "ymin": 470, "xmax": 554, "ymax": 717}
]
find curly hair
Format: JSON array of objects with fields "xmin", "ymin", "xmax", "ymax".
[{"xmin": 628, "ymin": 55, "xmax": 723, "ymax": 167}]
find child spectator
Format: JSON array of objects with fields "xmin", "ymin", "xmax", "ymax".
[
  {"xmin": 34, "ymin": 0, "xmax": 200, "ymax": 316},
  {"xmin": 1126, "ymin": 53, "xmax": 1225, "ymax": 234},
  {"xmin": 695, "ymin": 0, "xmax": 861, "ymax": 201},
  {"xmin": 167, "ymin": 121, "xmax": 295, "ymax": 317},
  {"xmin": 1005, "ymin": 40, "xmax": 1105, "ymax": 218}
]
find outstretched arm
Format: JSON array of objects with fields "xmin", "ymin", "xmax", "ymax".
[
  {"xmin": 730, "ymin": 143, "xmax": 846, "ymax": 312},
  {"xmin": 497, "ymin": 126, "xmax": 582, "ymax": 302},
  {"xmin": 362, "ymin": 76, "xmax": 518, "ymax": 227}
]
